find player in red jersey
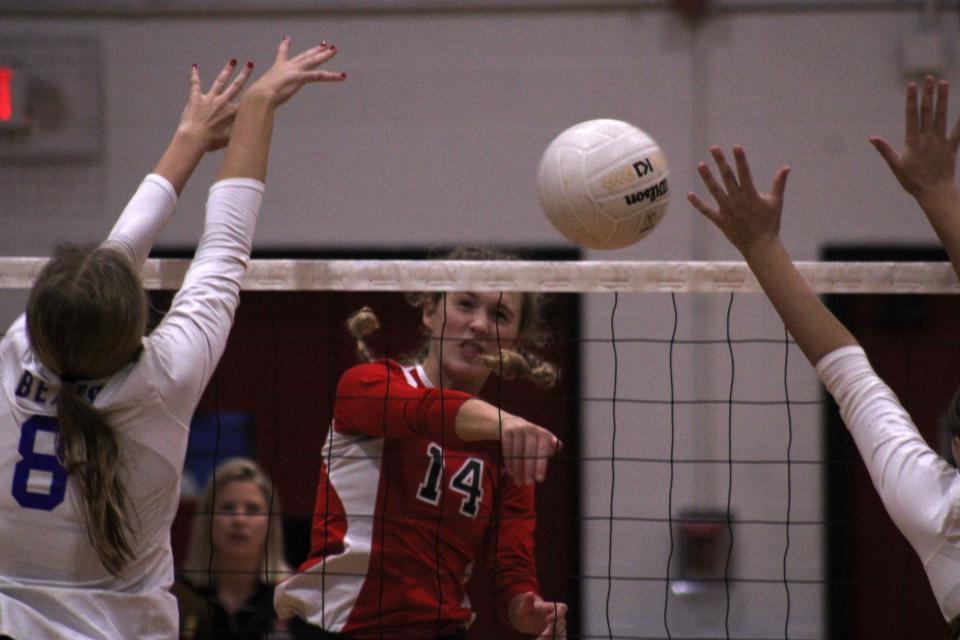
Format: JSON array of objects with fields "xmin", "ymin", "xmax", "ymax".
[{"xmin": 275, "ymin": 248, "xmax": 568, "ymax": 639}]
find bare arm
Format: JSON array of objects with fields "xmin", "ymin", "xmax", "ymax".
[
  {"xmin": 688, "ymin": 146, "xmax": 857, "ymax": 366},
  {"xmin": 151, "ymin": 38, "xmax": 345, "ymax": 420},
  {"xmin": 104, "ymin": 60, "xmax": 253, "ymax": 267},
  {"xmin": 871, "ymin": 76, "xmax": 960, "ymax": 280}
]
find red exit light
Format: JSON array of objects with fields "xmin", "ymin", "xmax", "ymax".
[{"xmin": 0, "ymin": 67, "xmax": 13, "ymax": 122}]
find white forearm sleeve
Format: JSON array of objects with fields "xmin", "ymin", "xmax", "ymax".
[
  {"xmin": 149, "ymin": 177, "xmax": 264, "ymax": 422},
  {"xmin": 105, "ymin": 174, "xmax": 177, "ymax": 268},
  {"xmin": 816, "ymin": 345, "xmax": 960, "ymax": 620}
]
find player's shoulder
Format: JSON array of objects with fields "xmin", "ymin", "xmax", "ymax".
[
  {"xmin": 0, "ymin": 314, "xmax": 28, "ymax": 357},
  {"xmin": 340, "ymin": 359, "xmax": 407, "ymax": 383},
  {"xmin": 0, "ymin": 316, "xmax": 35, "ymax": 403}
]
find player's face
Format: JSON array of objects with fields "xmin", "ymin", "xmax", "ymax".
[
  {"xmin": 422, "ymin": 291, "xmax": 523, "ymax": 394},
  {"xmin": 210, "ymin": 479, "xmax": 270, "ymax": 566}
]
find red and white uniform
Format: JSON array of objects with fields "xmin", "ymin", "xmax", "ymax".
[
  {"xmin": 275, "ymin": 360, "xmax": 540, "ymax": 638},
  {"xmin": 0, "ymin": 174, "xmax": 263, "ymax": 639},
  {"xmin": 817, "ymin": 346, "xmax": 960, "ymax": 622}
]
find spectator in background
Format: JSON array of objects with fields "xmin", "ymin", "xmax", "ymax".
[{"xmin": 175, "ymin": 457, "xmax": 291, "ymax": 640}]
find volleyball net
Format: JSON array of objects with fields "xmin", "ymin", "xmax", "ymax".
[{"xmin": 2, "ymin": 257, "xmax": 957, "ymax": 640}]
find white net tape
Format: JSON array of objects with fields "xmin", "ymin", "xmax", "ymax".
[{"xmin": 0, "ymin": 257, "xmax": 957, "ymax": 293}]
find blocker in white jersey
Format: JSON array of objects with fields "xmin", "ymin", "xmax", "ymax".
[
  {"xmin": 276, "ymin": 250, "xmax": 568, "ymax": 639},
  {"xmin": 689, "ymin": 73, "xmax": 960, "ymax": 636},
  {"xmin": 0, "ymin": 40, "xmax": 344, "ymax": 640}
]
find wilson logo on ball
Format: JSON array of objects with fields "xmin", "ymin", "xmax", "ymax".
[
  {"xmin": 625, "ymin": 179, "xmax": 669, "ymax": 206},
  {"xmin": 537, "ymin": 119, "xmax": 670, "ymax": 250}
]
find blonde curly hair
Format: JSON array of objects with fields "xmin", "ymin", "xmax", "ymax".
[{"xmin": 346, "ymin": 247, "xmax": 558, "ymax": 388}]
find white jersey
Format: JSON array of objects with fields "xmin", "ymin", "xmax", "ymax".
[
  {"xmin": 817, "ymin": 346, "xmax": 960, "ymax": 622},
  {"xmin": 0, "ymin": 174, "xmax": 264, "ymax": 639}
]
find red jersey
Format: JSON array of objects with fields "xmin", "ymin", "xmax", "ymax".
[{"xmin": 274, "ymin": 360, "xmax": 539, "ymax": 638}]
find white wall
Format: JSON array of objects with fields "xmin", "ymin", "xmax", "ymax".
[{"xmin": 1, "ymin": 4, "xmax": 955, "ymax": 638}]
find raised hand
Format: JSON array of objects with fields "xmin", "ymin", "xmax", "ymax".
[
  {"xmin": 178, "ymin": 59, "xmax": 254, "ymax": 152},
  {"xmin": 508, "ymin": 592, "xmax": 568, "ymax": 639},
  {"xmin": 689, "ymin": 145, "xmax": 857, "ymax": 365},
  {"xmin": 245, "ymin": 37, "xmax": 345, "ymax": 107},
  {"xmin": 870, "ymin": 76, "xmax": 960, "ymax": 204},
  {"xmin": 500, "ymin": 413, "xmax": 562, "ymax": 486},
  {"xmin": 217, "ymin": 38, "xmax": 345, "ymax": 182},
  {"xmin": 687, "ymin": 145, "xmax": 790, "ymax": 258},
  {"xmin": 152, "ymin": 58, "xmax": 255, "ymax": 194}
]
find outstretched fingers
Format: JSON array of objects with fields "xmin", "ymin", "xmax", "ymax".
[
  {"xmin": 769, "ymin": 165, "xmax": 791, "ymax": 208},
  {"xmin": 178, "ymin": 59, "xmax": 255, "ymax": 152},
  {"xmin": 905, "ymin": 82, "xmax": 919, "ymax": 138},
  {"xmin": 920, "ymin": 76, "xmax": 934, "ymax": 132},
  {"xmin": 294, "ymin": 44, "xmax": 346, "ymax": 81},
  {"xmin": 209, "ymin": 59, "xmax": 237, "ymax": 96},
  {"xmin": 251, "ymin": 38, "xmax": 348, "ymax": 106},
  {"xmin": 696, "ymin": 159, "xmax": 729, "ymax": 207},
  {"xmin": 274, "ymin": 36, "xmax": 291, "ymax": 65},
  {"xmin": 691, "ymin": 146, "xmax": 790, "ymax": 255},
  {"xmin": 935, "ymin": 79, "xmax": 950, "ymax": 134},
  {"xmin": 222, "ymin": 61, "xmax": 253, "ymax": 101},
  {"xmin": 732, "ymin": 145, "xmax": 757, "ymax": 193},
  {"xmin": 872, "ymin": 76, "xmax": 960, "ymax": 198},
  {"xmin": 869, "ymin": 135, "xmax": 900, "ymax": 170},
  {"xmin": 920, "ymin": 75, "xmax": 936, "ymax": 133},
  {"xmin": 710, "ymin": 146, "xmax": 741, "ymax": 194},
  {"xmin": 189, "ymin": 64, "xmax": 202, "ymax": 98},
  {"xmin": 687, "ymin": 188, "xmax": 720, "ymax": 225},
  {"xmin": 293, "ymin": 42, "xmax": 335, "ymax": 65}
]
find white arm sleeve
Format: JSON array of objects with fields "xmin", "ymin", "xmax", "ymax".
[
  {"xmin": 146, "ymin": 177, "xmax": 264, "ymax": 423},
  {"xmin": 817, "ymin": 345, "xmax": 960, "ymax": 619},
  {"xmin": 104, "ymin": 174, "xmax": 178, "ymax": 269}
]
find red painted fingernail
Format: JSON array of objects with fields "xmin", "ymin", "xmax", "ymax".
[
  {"xmin": 330, "ymin": 45, "xmax": 337, "ymax": 51},
  {"xmin": 340, "ymin": 72, "xmax": 347, "ymax": 79},
  {"xmin": 246, "ymin": 61, "xmax": 254, "ymax": 68},
  {"xmin": 192, "ymin": 63, "xmax": 197, "ymax": 70},
  {"xmin": 229, "ymin": 58, "xmax": 237, "ymax": 66},
  {"xmin": 321, "ymin": 41, "xmax": 327, "ymax": 47}
]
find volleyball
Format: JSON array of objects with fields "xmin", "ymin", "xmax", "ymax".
[{"xmin": 536, "ymin": 119, "xmax": 670, "ymax": 250}]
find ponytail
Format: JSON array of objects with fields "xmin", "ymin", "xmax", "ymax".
[
  {"xmin": 345, "ymin": 306, "xmax": 381, "ymax": 363},
  {"xmin": 27, "ymin": 243, "xmax": 147, "ymax": 575},
  {"xmin": 56, "ymin": 383, "xmax": 134, "ymax": 575}
]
